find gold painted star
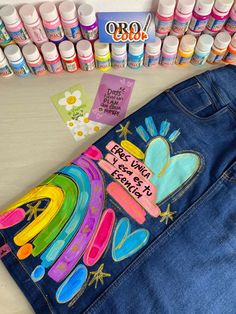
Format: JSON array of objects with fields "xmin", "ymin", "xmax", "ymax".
[
  {"xmin": 88, "ymin": 263, "xmax": 111, "ymax": 289},
  {"xmin": 116, "ymin": 121, "xmax": 132, "ymax": 140},
  {"xmin": 160, "ymin": 204, "xmax": 176, "ymax": 225},
  {"xmin": 25, "ymin": 200, "xmax": 44, "ymax": 221}
]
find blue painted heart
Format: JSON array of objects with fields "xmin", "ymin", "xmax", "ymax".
[
  {"xmin": 145, "ymin": 137, "xmax": 201, "ymax": 204},
  {"xmin": 112, "ymin": 217, "xmax": 149, "ymax": 262}
]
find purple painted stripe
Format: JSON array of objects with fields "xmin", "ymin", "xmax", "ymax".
[{"xmin": 48, "ymin": 155, "xmax": 104, "ymax": 282}]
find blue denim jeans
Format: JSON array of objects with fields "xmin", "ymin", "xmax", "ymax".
[{"xmin": 0, "ymin": 65, "xmax": 236, "ymax": 314}]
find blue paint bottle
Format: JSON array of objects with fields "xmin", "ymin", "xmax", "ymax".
[
  {"xmin": 4, "ymin": 44, "xmax": 30, "ymax": 77},
  {"xmin": 128, "ymin": 42, "xmax": 144, "ymax": 69},
  {"xmin": 191, "ymin": 34, "xmax": 214, "ymax": 65}
]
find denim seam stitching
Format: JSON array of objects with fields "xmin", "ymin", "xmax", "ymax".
[
  {"xmin": 207, "ymin": 70, "xmax": 230, "ymax": 107},
  {"xmin": 84, "ymin": 176, "xmax": 224, "ymax": 314}
]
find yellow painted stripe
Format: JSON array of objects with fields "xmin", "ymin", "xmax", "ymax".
[{"xmin": 121, "ymin": 140, "xmax": 145, "ymax": 160}]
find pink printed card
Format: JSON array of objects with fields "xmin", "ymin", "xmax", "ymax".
[{"xmin": 89, "ymin": 73, "xmax": 135, "ymax": 126}]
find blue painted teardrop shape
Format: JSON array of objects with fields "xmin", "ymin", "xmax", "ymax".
[
  {"xmin": 31, "ymin": 265, "xmax": 45, "ymax": 282},
  {"xmin": 56, "ymin": 264, "xmax": 88, "ymax": 303}
]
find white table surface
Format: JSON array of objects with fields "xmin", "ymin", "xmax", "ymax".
[{"xmin": 0, "ymin": 63, "xmax": 220, "ymax": 314}]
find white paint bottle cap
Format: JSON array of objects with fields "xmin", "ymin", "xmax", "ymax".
[
  {"xmin": 112, "ymin": 43, "xmax": 127, "ymax": 55},
  {"xmin": 157, "ymin": 0, "xmax": 176, "ymax": 17},
  {"xmin": 214, "ymin": 0, "xmax": 234, "ymax": 14},
  {"xmin": 177, "ymin": 0, "xmax": 195, "ymax": 15},
  {"xmin": 180, "ymin": 34, "xmax": 197, "ymax": 51},
  {"xmin": 194, "ymin": 0, "xmax": 215, "ymax": 16},
  {"xmin": 129, "ymin": 42, "xmax": 144, "ymax": 56},
  {"xmin": 196, "ymin": 34, "xmax": 214, "ymax": 52},
  {"xmin": 94, "ymin": 40, "xmax": 110, "ymax": 56},
  {"xmin": 22, "ymin": 43, "xmax": 40, "ymax": 61},
  {"xmin": 41, "ymin": 42, "xmax": 59, "ymax": 61},
  {"xmin": 214, "ymin": 31, "xmax": 231, "ymax": 49},
  {"xmin": 163, "ymin": 35, "xmax": 179, "ymax": 53},
  {"xmin": 76, "ymin": 40, "xmax": 93, "ymax": 57},
  {"xmin": 39, "ymin": 2, "xmax": 58, "ymax": 22},
  {"xmin": 19, "ymin": 4, "xmax": 39, "ymax": 24},
  {"xmin": 59, "ymin": 1, "xmax": 77, "ymax": 21},
  {"xmin": 4, "ymin": 44, "xmax": 22, "ymax": 61},
  {"xmin": 78, "ymin": 4, "xmax": 96, "ymax": 26},
  {"xmin": 59, "ymin": 40, "xmax": 75, "ymax": 58},
  {"xmin": 146, "ymin": 37, "xmax": 162, "ymax": 54},
  {"xmin": 0, "ymin": 5, "xmax": 20, "ymax": 25}
]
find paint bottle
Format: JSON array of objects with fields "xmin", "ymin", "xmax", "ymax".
[
  {"xmin": 144, "ymin": 37, "xmax": 162, "ymax": 67},
  {"xmin": 94, "ymin": 40, "xmax": 111, "ymax": 71},
  {"xmin": 59, "ymin": 40, "xmax": 79, "ymax": 72},
  {"xmin": 223, "ymin": 33, "xmax": 236, "ymax": 63},
  {"xmin": 59, "ymin": 1, "xmax": 82, "ymax": 43},
  {"xmin": 155, "ymin": 0, "xmax": 176, "ymax": 39},
  {"xmin": 78, "ymin": 4, "xmax": 98, "ymax": 41},
  {"xmin": 76, "ymin": 39, "xmax": 95, "ymax": 71},
  {"xmin": 188, "ymin": 0, "xmax": 215, "ymax": 34},
  {"xmin": 41, "ymin": 42, "xmax": 63, "ymax": 73},
  {"xmin": 22, "ymin": 43, "xmax": 46, "ymax": 76},
  {"xmin": 207, "ymin": 31, "xmax": 231, "ymax": 63},
  {"xmin": 0, "ymin": 47, "xmax": 13, "ymax": 77},
  {"xmin": 160, "ymin": 35, "xmax": 179, "ymax": 66},
  {"xmin": 0, "ymin": 18, "xmax": 13, "ymax": 47},
  {"xmin": 176, "ymin": 34, "xmax": 196, "ymax": 65},
  {"xmin": 19, "ymin": 4, "xmax": 48, "ymax": 47},
  {"xmin": 4, "ymin": 44, "xmax": 30, "ymax": 77},
  {"xmin": 0, "ymin": 5, "xmax": 31, "ymax": 47},
  {"xmin": 171, "ymin": 0, "xmax": 195, "ymax": 38},
  {"xmin": 128, "ymin": 42, "xmax": 144, "ymax": 69},
  {"xmin": 111, "ymin": 43, "xmax": 127, "ymax": 69},
  {"xmin": 191, "ymin": 34, "xmax": 214, "ymax": 65},
  {"xmin": 206, "ymin": 0, "xmax": 234, "ymax": 33},
  {"xmin": 224, "ymin": 2, "xmax": 236, "ymax": 34},
  {"xmin": 39, "ymin": 2, "xmax": 65, "ymax": 44}
]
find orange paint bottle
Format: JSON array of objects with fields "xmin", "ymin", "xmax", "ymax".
[
  {"xmin": 207, "ymin": 31, "xmax": 231, "ymax": 64},
  {"xmin": 223, "ymin": 33, "xmax": 236, "ymax": 63}
]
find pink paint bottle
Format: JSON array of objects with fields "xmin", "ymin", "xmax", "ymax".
[
  {"xmin": 206, "ymin": 0, "xmax": 234, "ymax": 33},
  {"xmin": 41, "ymin": 42, "xmax": 63, "ymax": 73},
  {"xmin": 160, "ymin": 35, "xmax": 179, "ymax": 66},
  {"xmin": 22, "ymin": 43, "xmax": 46, "ymax": 76},
  {"xmin": 19, "ymin": 4, "xmax": 48, "ymax": 47},
  {"xmin": 76, "ymin": 39, "xmax": 95, "ymax": 71},
  {"xmin": 224, "ymin": 2, "xmax": 236, "ymax": 34},
  {"xmin": 171, "ymin": 0, "xmax": 195, "ymax": 38},
  {"xmin": 59, "ymin": 40, "xmax": 79, "ymax": 72},
  {"xmin": 155, "ymin": 0, "xmax": 176, "ymax": 39},
  {"xmin": 188, "ymin": 0, "xmax": 215, "ymax": 34},
  {"xmin": 78, "ymin": 4, "xmax": 98, "ymax": 41},
  {"xmin": 0, "ymin": 5, "xmax": 31, "ymax": 47},
  {"xmin": 39, "ymin": 2, "xmax": 65, "ymax": 44},
  {"xmin": 59, "ymin": 1, "xmax": 82, "ymax": 43}
]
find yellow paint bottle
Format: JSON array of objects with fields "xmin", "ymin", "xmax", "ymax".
[
  {"xmin": 176, "ymin": 34, "xmax": 196, "ymax": 66},
  {"xmin": 94, "ymin": 40, "xmax": 111, "ymax": 71}
]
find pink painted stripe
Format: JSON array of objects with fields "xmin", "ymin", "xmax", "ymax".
[{"xmin": 0, "ymin": 208, "xmax": 25, "ymax": 229}]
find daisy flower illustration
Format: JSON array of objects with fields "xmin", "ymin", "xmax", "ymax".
[{"xmin": 58, "ymin": 90, "xmax": 82, "ymax": 111}]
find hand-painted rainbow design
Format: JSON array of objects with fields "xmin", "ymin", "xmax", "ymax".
[{"xmin": 0, "ymin": 116, "xmax": 202, "ymax": 306}]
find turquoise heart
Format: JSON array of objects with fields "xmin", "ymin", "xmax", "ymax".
[
  {"xmin": 112, "ymin": 217, "xmax": 149, "ymax": 262},
  {"xmin": 145, "ymin": 137, "xmax": 201, "ymax": 204}
]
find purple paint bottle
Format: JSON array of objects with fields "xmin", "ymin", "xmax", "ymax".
[
  {"xmin": 188, "ymin": 0, "xmax": 215, "ymax": 34},
  {"xmin": 78, "ymin": 4, "xmax": 98, "ymax": 41},
  {"xmin": 206, "ymin": 0, "xmax": 234, "ymax": 33}
]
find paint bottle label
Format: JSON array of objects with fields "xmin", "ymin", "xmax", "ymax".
[
  {"xmin": 191, "ymin": 53, "xmax": 208, "ymax": 65},
  {"xmin": 8, "ymin": 28, "xmax": 29, "ymax": 44},
  {"xmin": 95, "ymin": 58, "xmax": 111, "ymax": 70},
  {"xmin": 64, "ymin": 25, "xmax": 82, "ymax": 41},
  {"xmin": 45, "ymin": 25, "xmax": 64, "ymax": 42},
  {"xmin": 79, "ymin": 59, "xmax": 95, "ymax": 71},
  {"xmin": 225, "ymin": 17, "xmax": 236, "ymax": 33},
  {"xmin": 156, "ymin": 19, "xmax": 173, "ymax": 34},
  {"xmin": 81, "ymin": 25, "xmax": 98, "ymax": 41},
  {"xmin": 144, "ymin": 54, "xmax": 160, "ymax": 67},
  {"xmin": 62, "ymin": 60, "xmax": 78, "ymax": 72},
  {"xmin": 189, "ymin": 17, "xmax": 208, "ymax": 32},
  {"xmin": 111, "ymin": 56, "xmax": 127, "ymax": 69},
  {"xmin": 172, "ymin": 19, "xmax": 190, "ymax": 35},
  {"xmin": 207, "ymin": 51, "xmax": 224, "ymax": 63},
  {"xmin": 46, "ymin": 59, "xmax": 63, "ymax": 73},
  {"xmin": 224, "ymin": 51, "xmax": 236, "ymax": 63},
  {"xmin": 26, "ymin": 25, "xmax": 48, "ymax": 44},
  {"xmin": 176, "ymin": 55, "xmax": 192, "ymax": 65},
  {"xmin": 160, "ymin": 55, "xmax": 175, "ymax": 66},
  {"xmin": 0, "ymin": 64, "xmax": 13, "ymax": 76},
  {"xmin": 11, "ymin": 61, "xmax": 30, "ymax": 77},
  {"xmin": 128, "ymin": 56, "xmax": 144, "ymax": 69},
  {"xmin": 0, "ymin": 22, "xmax": 11, "ymax": 45},
  {"xmin": 206, "ymin": 17, "xmax": 227, "ymax": 32},
  {"xmin": 29, "ymin": 63, "xmax": 46, "ymax": 75}
]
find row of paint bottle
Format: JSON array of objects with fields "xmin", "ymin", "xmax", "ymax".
[
  {"xmin": 155, "ymin": 0, "xmax": 236, "ymax": 39},
  {"xmin": 0, "ymin": 2, "xmax": 98, "ymax": 48}
]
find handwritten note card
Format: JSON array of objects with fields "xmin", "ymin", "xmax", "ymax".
[{"xmin": 89, "ymin": 74, "xmax": 135, "ymax": 126}]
